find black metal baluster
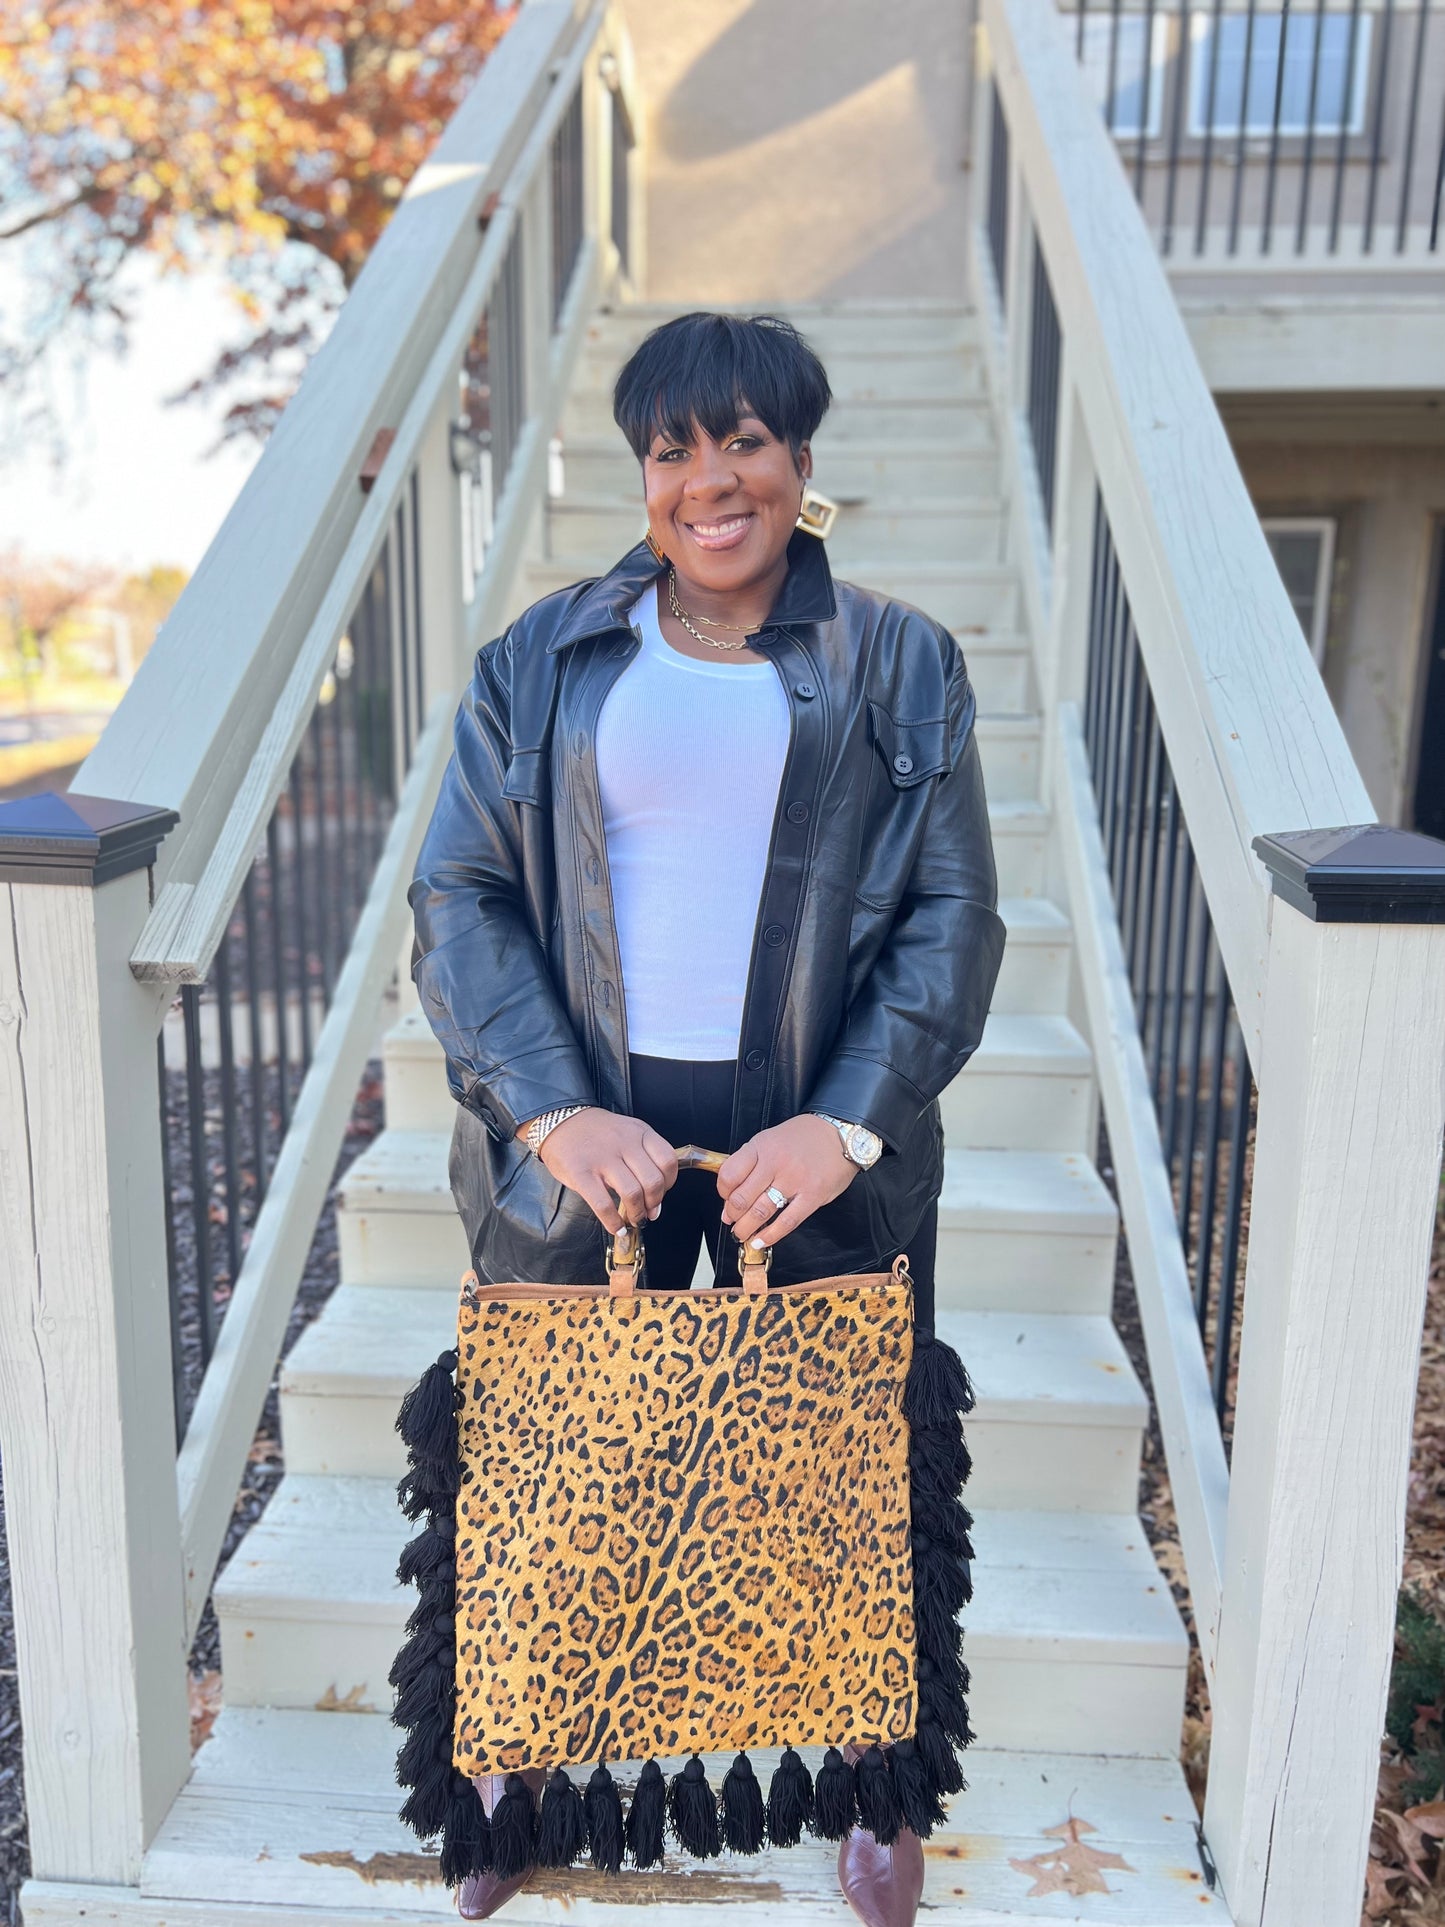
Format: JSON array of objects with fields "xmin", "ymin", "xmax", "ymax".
[
  {"xmin": 1327, "ymin": 0, "xmax": 1365, "ymax": 251},
  {"xmin": 243, "ymin": 867, "xmax": 268, "ymax": 1206},
  {"xmin": 1085, "ymin": 493, "xmax": 1107, "ymax": 750},
  {"xmin": 1162, "ymin": 839, "xmax": 1196, "ymax": 1166},
  {"xmin": 1196, "ymin": 0, "xmax": 1227, "ymax": 253},
  {"xmin": 1433, "ymin": 106, "xmax": 1445, "ymax": 250},
  {"xmin": 289, "ymin": 762, "xmax": 315, "ymax": 1071},
  {"xmin": 1123, "ymin": 684, "xmax": 1159, "ymax": 970},
  {"xmin": 1131, "ymin": 707, "xmax": 1168, "ymax": 1009},
  {"xmin": 1212, "ymin": 1023, "xmax": 1254, "ymax": 1418},
  {"xmin": 214, "ymin": 930, "xmax": 243, "ymax": 1297},
  {"xmin": 1193, "ymin": 944, "xmax": 1232, "ymax": 1330},
  {"xmin": 1176, "ymin": 873, "xmax": 1213, "ymax": 1246},
  {"xmin": 1294, "ymin": 0, "xmax": 1328, "ymax": 252},
  {"xmin": 158, "ymin": 1029, "xmax": 188, "ymax": 1443},
  {"xmin": 1112, "ymin": 645, "xmax": 1145, "ymax": 903},
  {"xmin": 182, "ymin": 983, "xmax": 216, "ymax": 1363},
  {"xmin": 1136, "ymin": 0, "xmax": 1158, "ymax": 196},
  {"xmin": 1363, "ymin": 0, "xmax": 1396, "ymax": 251},
  {"xmin": 1162, "ymin": 0, "xmax": 1191, "ymax": 254},
  {"xmin": 394, "ymin": 512, "xmax": 413, "ymax": 773},
  {"xmin": 1396, "ymin": 0, "xmax": 1432, "ymax": 251},
  {"xmin": 1261, "ymin": 0, "xmax": 1293, "ymax": 252},
  {"xmin": 1106, "ymin": 0, "xmax": 1124, "ymax": 129},
  {"xmin": 1149, "ymin": 774, "xmax": 1183, "ymax": 1090},
  {"xmin": 266, "ymin": 816, "xmax": 292, "ymax": 1137},
  {"xmin": 1228, "ymin": 0, "xmax": 1261, "ymax": 253}
]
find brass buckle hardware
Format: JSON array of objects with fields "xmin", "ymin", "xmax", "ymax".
[
  {"xmin": 796, "ymin": 485, "xmax": 839, "ymax": 541},
  {"xmin": 606, "ymin": 1222, "xmax": 645, "ymax": 1281},
  {"xmin": 737, "ymin": 1240, "xmax": 774, "ymax": 1286}
]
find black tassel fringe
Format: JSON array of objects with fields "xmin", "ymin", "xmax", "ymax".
[
  {"xmin": 626, "ymin": 1759, "xmax": 668, "ymax": 1869},
  {"xmin": 765, "ymin": 1747, "xmax": 814, "ymax": 1847},
  {"xmin": 668, "ymin": 1755, "xmax": 721, "ymax": 1859},
  {"xmin": 812, "ymin": 1746, "xmax": 858, "ymax": 1840},
  {"xmin": 490, "ymin": 1774, "xmax": 538, "ymax": 1880},
  {"xmin": 721, "ymin": 1753, "xmax": 766, "ymax": 1854},
  {"xmin": 536, "ymin": 1767, "xmax": 589, "ymax": 1869},
  {"xmin": 584, "ymin": 1763, "xmax": 626, "ymax": 1873}
]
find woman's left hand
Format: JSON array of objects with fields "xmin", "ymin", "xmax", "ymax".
[{"xmin": 717, "ymin": 1114, "xmax": 858, "ymax": 1251}]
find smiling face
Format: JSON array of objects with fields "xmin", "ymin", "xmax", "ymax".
[{"xmin": 644, "ymin": 414, "xmax": 813, "ymax": 602}]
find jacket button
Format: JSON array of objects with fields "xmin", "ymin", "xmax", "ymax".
[
  {"xmin": 573, "ymin": 731, "xmax": 588, "ymax": 756},
  {"xmin": 744, "ymin": 1049, "xmax": 767, "ymax": 1071},
  {"xmin": 585, "ymin": 855, "xmax": 602, "ymax": 885},
  {"xmin": 794, "ymin": 681, "xmax": 816, "ymax": 700},
  {"xmin": 763, "ymin": 924, "xmax": 787, "ymax": 947},
  {"xmin": 893, "ymin": 752, "xmax": 914, "ymax": 775},
  {"xmin": 786, "ymin": 801, "xmax": 809, "ymax": 824}
]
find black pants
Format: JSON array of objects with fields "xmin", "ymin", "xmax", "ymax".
[{"xmin": 628, "ymin": 1053, "xmax": 937, "ymax": 1330}]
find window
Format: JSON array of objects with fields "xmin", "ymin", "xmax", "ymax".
[
  {"xmin": 1076, "ymin": 12, "xmax": 1171, "ymax": 138},
  {"xmin": 1188, "ymin": 12, "xmax": 1372, "ymax": 137},
  {"xmin": 1262, "ymin": 517, "xmax": 1336, "ymax": 667}
]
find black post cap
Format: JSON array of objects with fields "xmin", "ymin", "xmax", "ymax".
[
  {"xmin": 0, "ymin": 791, "xmax": 178, "ymax": 888},
  {"xmin": 1253, "ymin": 824, "xmax": 1445, "ymax": 925}
]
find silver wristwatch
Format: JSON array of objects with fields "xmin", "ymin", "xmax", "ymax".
[
  {"xmin": 523, "ymin": 1104, "xmax": 588, "ymax": 1156},
  {"xmin": 813, "ymin": 1112, "xmax": 884, "ymax": 1170}
]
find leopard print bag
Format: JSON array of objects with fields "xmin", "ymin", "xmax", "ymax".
[{"xmin": 391, "ymin": 1166, "xmax": 974, "ymax": 1885}]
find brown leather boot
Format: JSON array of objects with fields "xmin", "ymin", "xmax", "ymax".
[
  {"xmin": 456, "ymin": 1768, "xmax": 544, "ymax": 1920},
  {"xmin": 834, "ymin": 1744, "xmax": 926, "ymax": 1927}
]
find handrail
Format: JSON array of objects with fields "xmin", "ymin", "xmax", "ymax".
[
  {"xmin": 76, "ymin": 0, "xmax": 593, "ymax": 904},
  {"xmin": 985, "ymin": 0, "xmax": 1374, "ymax": 1026},
  {"xmin": 130, "ymin": 6, "xmax": 604, "ymax": 984}
]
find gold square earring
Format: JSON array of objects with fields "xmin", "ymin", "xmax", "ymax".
[{"xmin": 645, "ymin": 529, "xmax": 666, "ymax": 564}]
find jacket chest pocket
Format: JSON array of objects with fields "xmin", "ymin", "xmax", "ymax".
[{"xmin": 866, "ymin": 703, "xmax": 950, "ymax": 789}]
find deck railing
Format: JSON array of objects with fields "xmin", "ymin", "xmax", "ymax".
[
  {"xmin": 0, "ymin": 0, "xmax": 640, "ymax": 1890},
  {"xmin": 1063, "ymin": 0, "xmax": 1445, "ymax": 262},
  {"xmin": 976, "ymin": 0, "xmax": 1445, "ymax": 1916}
]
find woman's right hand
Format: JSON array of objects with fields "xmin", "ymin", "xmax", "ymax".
[{"xmin": 522, "ymin": 1108, "xmax": 678, "ymax": 1233}]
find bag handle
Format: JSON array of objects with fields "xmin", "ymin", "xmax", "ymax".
[{"xmin": 605, "ymin": 1144, "xmax": 772, "ymax": 1297}]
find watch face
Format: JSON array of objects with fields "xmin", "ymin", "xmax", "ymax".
[{"xmin": 847, "ymin": 1124, "xmax": 882, "ymax": 1168}]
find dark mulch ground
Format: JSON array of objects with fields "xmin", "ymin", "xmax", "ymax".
[{"xmin": 0, "ymin": 1058, "xmax": 384, "ymax": 1924}]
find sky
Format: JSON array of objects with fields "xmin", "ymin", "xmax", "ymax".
[{"xmin": 0, "ymin": 256, "xmax": 262, "ymax": 578}]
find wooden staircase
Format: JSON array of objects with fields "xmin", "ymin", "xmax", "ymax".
[{"xmin": 144, "ymin": 300, "xmax": 1230, "ymax": 1921}]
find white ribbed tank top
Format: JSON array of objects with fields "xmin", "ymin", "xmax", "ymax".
[{"xmin": 595, "ymin": 580, "xmax": 791, "ymax": 1060}]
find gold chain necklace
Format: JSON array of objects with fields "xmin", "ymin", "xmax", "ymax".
[{"xmin": 666, "ymin": 568, "xmax": 764, "ymax": 652}]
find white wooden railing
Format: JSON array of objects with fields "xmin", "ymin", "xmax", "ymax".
[
  {"xmin": 0, "ymin": 0, "xmax": 640, "ymax": 1888},
  {"xmin": 974, "ymin": 0, "xmax": 1445, "ymax": 1918}
]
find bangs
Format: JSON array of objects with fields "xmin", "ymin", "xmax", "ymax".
[{"xmin": 612, "ymin": 312, "xmax": 832, "ymax": 463}]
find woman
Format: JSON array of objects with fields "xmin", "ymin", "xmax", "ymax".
[{"xmin": 408, "ymin": 312, "xmax": 1006, "ymax": 1926}]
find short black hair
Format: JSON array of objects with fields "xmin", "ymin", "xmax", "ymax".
[{"xmin": 612, "ymin": 312, "xmax": 832, "ymax": 465}]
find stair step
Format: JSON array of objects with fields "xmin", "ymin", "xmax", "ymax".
[
  {"xmin": 543, "ymin": 494, "xmax": 1008, "ymax": 565},
  {"xmin": 280, "ymin": 1278, "xmax": 1139, "ymax": 1500},
  {"xmin": 558, "ymin": 433, "xmax": 1002, "ymax": 500},
  {"xmin": 943, "ymin": 1013, "xmax": 1094, "ymax": 1153},
  {"xmin": 937, "ymin": 1149, "xmax": 1117, "ymax": 1313},
  {"xmin": 336, "ymin": 1126, "xmax": 1113, "ymax": 1301},
  {"xmin": 523, "ymin": 555, "xmax": 1021, "ymax": 634},
  {"xmin": 563, "ymin": 389, "xmax": 998, "ymax": 445},
  {"xmin": 383, "ymin": 898, "xmax": 1070, "ymax": 1137},
  {"xmin": 574, "ymin": 344, "xmax": 986, "ymax": 401},
  {"xmin": 141, "ymin": 1704, "xmax": 1226, "ymax": 1921},
  {"xmin": 989, "ymin": 799, "xmax": 1049, "ymax": 898},
  {"xmin": 213, "ymin": 1477, "xmax": 1180, "ymax": 1755}
]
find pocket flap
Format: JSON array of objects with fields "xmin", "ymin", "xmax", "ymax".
[{"xmin": 867, "ymin": 703, "xmax": 949, "ymax": 788}]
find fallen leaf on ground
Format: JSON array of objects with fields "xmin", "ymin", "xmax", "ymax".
[
  {"xmin": 188, "ymin": 1670, "xmax": 222, "ymax": 1751},
  {"xmin": 1008, "ymin": 1815, "xmax": 1135, "ymax": 1898}
]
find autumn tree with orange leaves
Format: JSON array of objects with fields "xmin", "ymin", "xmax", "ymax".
[{"xmin": 0, "ymin": 0, "xmax": 512, "ymax": 447}]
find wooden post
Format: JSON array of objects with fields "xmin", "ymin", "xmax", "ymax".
[
  {"xmin": 0, "ymin": 793, "xmax": 191, "ymax": 1883},
  {"xmin": 1204, "ymin": 827, "xmax": 1445, "ymax": 1925}
]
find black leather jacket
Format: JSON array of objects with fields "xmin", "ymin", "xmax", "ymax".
[{"xmin": 408, "ymin": 530, "xmax": 1007, "ymax": 1287}]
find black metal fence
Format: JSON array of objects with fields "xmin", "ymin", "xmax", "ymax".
[
  {"xmin": 160, "ymin": 484, "xmax": 427, "ymax": 1443},
  {"xmin": 987, "ymin": 78, "xmax": 1011, "ymax": 294},
  {"xmin": 551, "ymin": 85, "xmax": 585, "ymax": 325},
  {"xmin": 1070, "ymin": 0, "xmax": 1445, "ymax": 256},
  {"xmin": 1083, "ymin": 495, "xmax": 1255, "ymax": 1434},
  {"xmin": 1027, "ymin": 238, "xmax": 1062, "ymax": 534}
]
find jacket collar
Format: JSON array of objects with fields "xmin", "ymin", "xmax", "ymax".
[{"xmin": 546, "ymin": 526, "xmax": 838, "ymax": 652}]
